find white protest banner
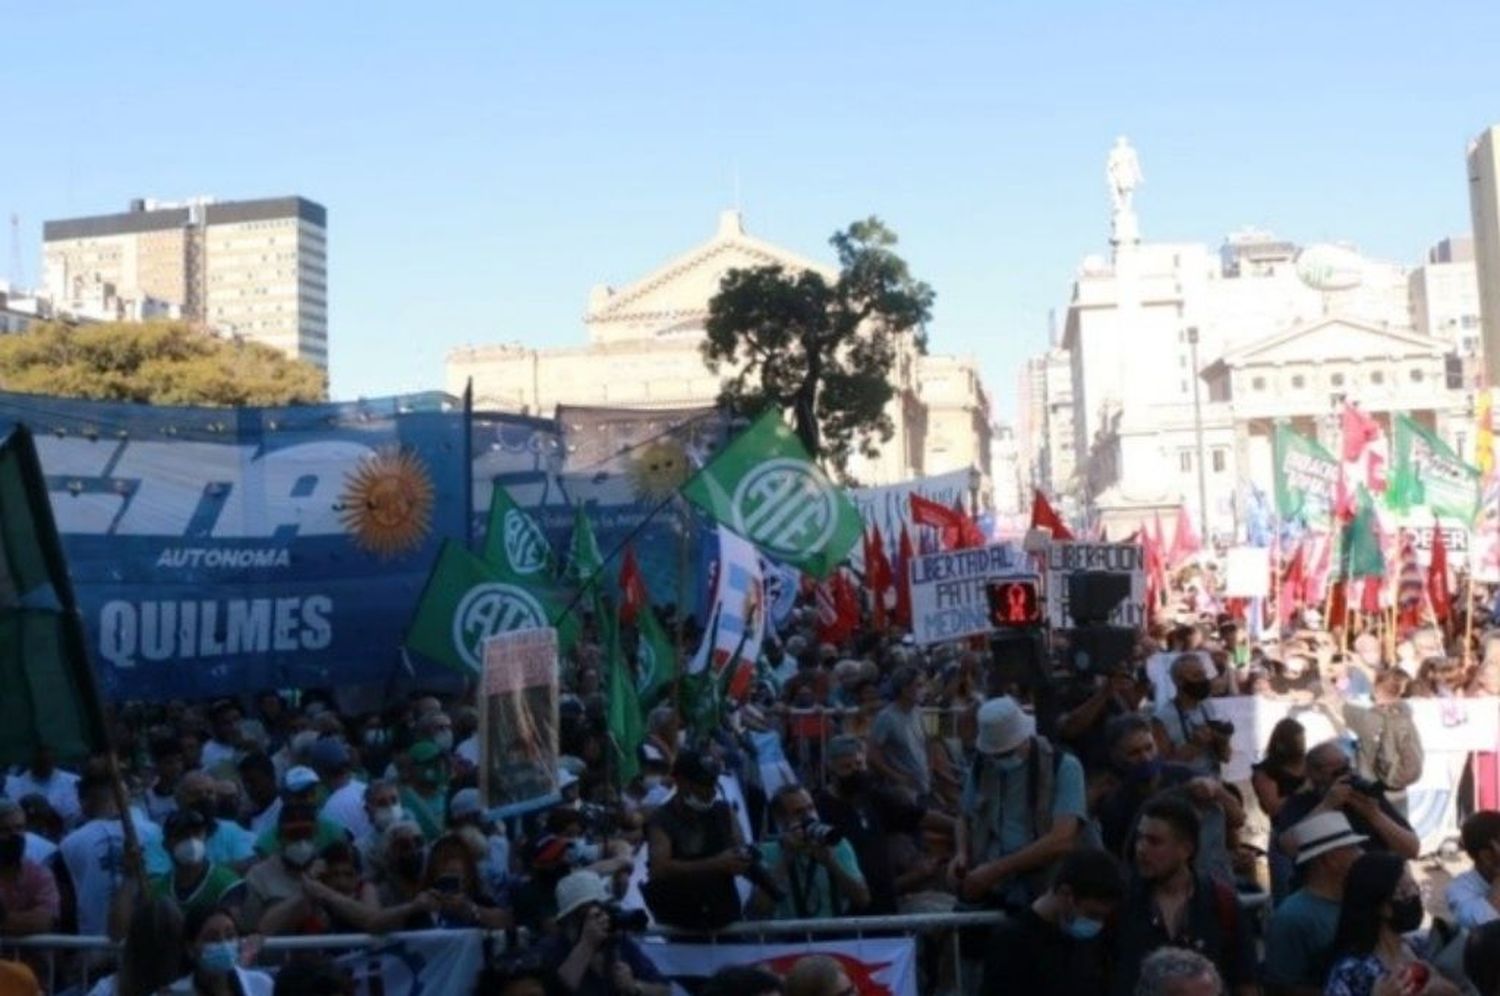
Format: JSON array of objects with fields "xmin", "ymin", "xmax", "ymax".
[
  {"xmin": 479, "ymin": 627, "xmax": 560, "ymax": 818},
  {"xmin": 1044, "ymin": 541, "xmax": 1146, "ymax": 628},
  {"xmin": 1223, "ymin": 547, "xmax": 1270, "ymax": 598},
  {"xmin": 1397, "ymin": 521, "xmax": 1468, "ymax": 568},
  {"xmin": 908, "ymin": 542, "xmax": 1028, "ymax": 645},
  {"xmin": 639, "ymin": 936, "xmax": 918, "ymax": 996}
]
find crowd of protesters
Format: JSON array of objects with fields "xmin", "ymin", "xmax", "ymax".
[{"xmin": 9, "ymin": 570, "xmax": 1500, "ymax": 995}]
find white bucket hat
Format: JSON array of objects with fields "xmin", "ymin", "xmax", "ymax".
[
  {"xmin": 554, "ymin": 870, "xmax": 611, "ymax": 920},
  {"xmin": 975, "ymin": 697, "xmax": 1034, "ymax": 756}
]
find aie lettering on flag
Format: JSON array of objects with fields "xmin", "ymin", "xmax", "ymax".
[
  {"xmin": 481, "ymin": 483, "xmax": 556, "ymax": 580},
  {"xmin": 680, "ymin": 410, "xmax": 863, "ymax": 578}
]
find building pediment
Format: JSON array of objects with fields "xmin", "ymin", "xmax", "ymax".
[
  {"xmin": 1220, "ymin": 315, "xmax": 1447, "ymax": 368},
  {"xmin": 586, "ymin": 211, "xmax": 834, "ymax": 340}
]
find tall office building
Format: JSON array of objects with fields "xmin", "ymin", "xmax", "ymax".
[
  {"xmin": 43, "ymin": 196, "xmax": 328, "ymax": 369},
  {"xmin": 1470, "ymin": 126, "xmax": 1500, "ymax": 385}
]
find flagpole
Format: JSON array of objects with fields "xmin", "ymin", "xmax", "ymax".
[
  {"xmin": 673, "ymin": 497, "xmax": 690, "ymax": 710},
  {"xmin": 552, "ymin": 487, "xmax": 681, "ymax": 627},
  {"xmin": 1465, "ymin": 571, "xmax": 1478, "ymax": 667}
]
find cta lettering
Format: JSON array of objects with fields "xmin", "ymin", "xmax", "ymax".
[{"xmin": 99, "ymin": 595, "xmax": 333, "ymax": 668}]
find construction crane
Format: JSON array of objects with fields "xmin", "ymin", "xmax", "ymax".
[{"xmin": 8, "ymin": 213, "xmax": 25, "ymax": 290}]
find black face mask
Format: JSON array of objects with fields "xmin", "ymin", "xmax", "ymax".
[
  {"xmin": 0, "ymin": 835, "xmax": 22, "ymax": 866},
  {"xmin": 1180, "ymin": 679, "xmax": 1212, "ymax": 700},
  {"xmin": 837, "ymin": 771, "xmax": 872, "ymax": 795},
  {"xmin": 394, "ymin": 852, "xmax": 425, "ymax": 880},
  {"xmin": 1389, "ymin": 895, "xmax": 1424, "ymax": 934}
]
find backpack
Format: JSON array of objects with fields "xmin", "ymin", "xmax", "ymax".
[{"xmin": 1372, "ymin": 704, "xmax": 1424, "ymax": 791}]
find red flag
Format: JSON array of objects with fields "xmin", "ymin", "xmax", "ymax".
[
  {"xmin": 894, "ymin": 526, "xmax": 914, "ymax": 629},
  {"xmin": 835, "ymin": 571, "xmax": 860, "ymax": 641},
  {"xmin": 1396, "ymin": 533, "xmax": 1427, "ymax": 631},
  {"xmin": 951, "ymin": 499, "xmax": 986, "ymax": 549},
  {"xmin": 1337, "ymin": 403, "xmax": 1388, "ymax": 519},
  {"xmin": 1429, "ymin": 524, "xmax": 1452, "ymax": 623},
  {"xmin": 1029, "ymin": 490, "xmax": 1074, "ymax": 540},
  {"xmin": 1328, "ymin": 579, "xmax": 1348, "ymax": 631},
  {"xmin": 1360, "ymin": 575, "xmax": 1383, "ymax": 615},
  {"xmin": 1147, "ymin": 511, "xmax": 1168, "ymax": 594},
  {"xmin": 1168, "ymin": 504, "xmax": 1200, "ymax": 567},
  {"xmin": 866, "ymin": 525, "xmax": 894, "ymax": 630},
  {"xmin": 619, "ymin": 545, "xmax": 646, "ymax": 625},
  {"xmin": 1279, "ymin": 541, "xmax": 1306, "ymax": 629},
  {"xmin": 911, "ymin": 493, "xmax": 966, "ymax": 550}
]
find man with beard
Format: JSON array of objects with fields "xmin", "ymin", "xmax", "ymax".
[
  {"xmin": 814, "ymin": 736, "xmax": 954, "ymax": 914},
  {"xmin": 1112, "ymin": 795, "xmax": 1255, "ymax": 996}
]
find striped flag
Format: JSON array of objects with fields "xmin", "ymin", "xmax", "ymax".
[{"xmin": 1396, "ymin": 533, "xmax": 1427, "ymax": 631}]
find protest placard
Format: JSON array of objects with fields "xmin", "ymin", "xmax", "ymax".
[
  {"xmin": 908, "ymin": 542, "xmax": 1028, "ymax": 644},
  {"xmin": 479, "ymin": 626, "xmax": 560, "ymax": 817},
  {"xmin": 1044, "ymin": 541, "xmax": 1146, "ymax": 628}
]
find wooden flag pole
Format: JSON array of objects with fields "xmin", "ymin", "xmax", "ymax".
[{"xmin": 1464, "ymin": 572, "xmax": 1478, "ymax": 668}]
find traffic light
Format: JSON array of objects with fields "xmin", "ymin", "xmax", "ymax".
[{"xmin": 987, "ymin": 579, "xmax": 1041, "ymax": 627}]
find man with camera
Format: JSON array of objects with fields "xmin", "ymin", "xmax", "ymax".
[
  {"xmin": 642, "ymin": 750, "xmax": 751, "ymax": 929},
  {"xmin": 546, "ymin": 870, "xmax": 668, "ymax": 996},
  {"xmin": 749, "ymin": 783, "xmax": 869, "ymax": 920},
  {"xmin": 1151, "ymin": 654, "xmax": 1232, "ymax": 777},
  {"xmin": 1272, "ymin": 740, "xmax": 1418, "ymax": 889}
]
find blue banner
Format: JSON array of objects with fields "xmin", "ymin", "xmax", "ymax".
[{"xmin": 0, "ymin": 391, "xmax": 468, "ymax": 701}]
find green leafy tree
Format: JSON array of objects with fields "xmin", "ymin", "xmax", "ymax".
[
  {"xmin": 0, "ymin": 320, "xmax": 326, "ymax": 406},
  {"xmin": 702, "ymin": 217, "xmax": 934, "ymax": 479}
]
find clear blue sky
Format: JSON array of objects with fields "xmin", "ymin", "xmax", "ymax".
[{"xmin": 6, "ymin": 2, "xmax": 1499, "ymax": 419}]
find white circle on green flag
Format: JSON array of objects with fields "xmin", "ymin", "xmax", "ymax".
[
  {"xmin": 731, "ymin": 458, "xmax": 837, "ymax": 560},
  {"xmin": 503, "ymin": 509, "xmax": 551, "ymax": 575},
  {"xmin": 636, "ymin": 638, "xmax": 658, "ymax": 695},
  {"xmin": 453, "ymin": 582, "xmax": 548, "ymax": 669}
]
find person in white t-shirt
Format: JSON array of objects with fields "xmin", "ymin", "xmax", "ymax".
[
  {"xmin": 143, "ymin": 736, "xmax": 186, "ymax": 824},
  {"xmin": 59, "ymin": 770, "xmax": 168, "ymax": 938},
  {"xmin": 4, "ymin": 747, "xmax": 82, "ymax": 829},
  {"xmin": 312, "ymin": 738, "xmax": 370, "ymax": 841},
  {"xmin": 199, "ymin": 701, "xmax": 244, "ymax": 777},
  {"xmin": 354, "ymin": 780, "xmax": 404, "ymax": 869}
]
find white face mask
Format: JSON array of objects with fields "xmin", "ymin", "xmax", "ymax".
[
  {"xmin": 682, "ymin": 792, "xmax": 715, "ymax": 812},
  {"xmin": 642, "ymin": 774, "xmax": 664, "ymax": 791},
  {"xmin": 283, "ymin": 840, "xmax": 317, "ymax": 868},
  {"xmin": 371, "ymin": 804, "xmax": 403, "ymax": 831},
  {"xmin": 172, "ymin": 838, "xmax": 206, "ymax": 866}
]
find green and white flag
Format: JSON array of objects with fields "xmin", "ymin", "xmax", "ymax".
[
  {"xmin": 1272, "ymin": 423, "xmax": 1338, "ymax": 526},
  {"xmin": 634, "ymin": 603, "xmax": 677, "ymax": 708},
  {"xmin": 603, "ymin": 604, "xmax": 644, "ymax": 784},
  {"xmin": 565, "ymin": 504, "xmax": 605, "ymax": 590},
  {"xmin": 1387, "ymin": 413, "xmax": 1480, "ymax": 523},
  {"xmin": 481, "ymin": 483, "xmax": 556, "ymax": 581},
  {"xmin": 680, "ymin": 410, "xmax": 863, "ymax": 578},
  {"xmin": 407, "ymin": 540, "xmax": 577, "ymax": 674}
]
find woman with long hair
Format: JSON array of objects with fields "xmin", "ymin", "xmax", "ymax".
[
  {"xmin": 1324, "ymin": 852, "xmax": 1459, "ymax": 996},
  {"xmin": 1252, "ymin": 718, "xmax": 1308, "ymax": 820},
  {"xmin": 170, "ymin": 906, "xmax": 274, "ymax": 996},
  {"xmin": 85, "ymin": 897, "xmax": 186, "ymax": 996}
]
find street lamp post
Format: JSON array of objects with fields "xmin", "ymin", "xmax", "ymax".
[{"xmin": 1187, "ymin": 327, "xmax": 1210, "ymax": 546}]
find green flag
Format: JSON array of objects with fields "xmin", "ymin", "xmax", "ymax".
[
  {"xmin": 1387, "ymin": 413, "xmax": 1480, "ymax": 522},
  {"xmin": 1272, "ymin": 423, "xmax": 1338, "ymax": 525},
  {"xmin": 680, "ymin": 410, "xmax": 862, "ymax": 578},
  {"xmin": 1340, "ymin": 491, "xmax": 1385, "ymax": 580},
  {"xmin": 481, "ymin": 483, "xmax": 556, "ymax": 580},
  {"xmin": 604, "ymin": 606, "xmax": 644, "ymax": 784},
  {"xmin": 565, "ymin": 504, "xmax": 605, "ymax": 590},
  {"xmin": 407, "ymin": 540, "xmax": 577, "ymax": 674},
  {"xmin": 634, "ymin": 604, "xmax": 677, "ymax": 708},
  {"xmin": 0, "ymin": 425, "xmax": 110, "ymax": 766}
]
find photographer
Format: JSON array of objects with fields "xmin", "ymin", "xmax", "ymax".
[
  {"xmin": 750, "ymin": 783, "xmax": 869, "ymax": 919},
  {"xmin": 642, "ymin": 750, "xmax": 749, "ymax": 929},
  {"xmin": 1151, "ymin": 653, "xmax": 1231, "ymax": 777},
  {"xmin": 1272, "ymin": 740, "xmax": 1418, "ymax": 890},
  {"xmin": 545, "ymin": 870, "xmax": 668, "ymax": 996}
]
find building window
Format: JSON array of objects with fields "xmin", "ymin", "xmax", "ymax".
[
  {"xmin": 1179, "ymin": 451, "xmax": 1193, "ymax": 472},
  {"xmin": 1371, "ymin": 371, "xmax": 1385, "ymax": 385},
  {"xmin": 1212, "ymin": 449, "xmax": 1227, "ymax": 473},
  {"xmin": 1291, "ymin": 374, "xmax": 1305, "ymax": 389},
  {"xmin": 1251, "ymin": 376, "xmax": 1266, "ymax": 391},
  {"xmin": 1331, "ymin": 372, "xmax": 1345, "ymax": 387},
  {"xmin": 1410, "ymin": 368, "xmax": 1424, "ymax": 383}
]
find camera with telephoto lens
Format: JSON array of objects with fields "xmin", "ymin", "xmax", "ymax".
[
  {"xmin": 799, "ymin": 818, "xmax": 845, "ymax": 848},
  {"xmin": 1205, "ymin": 719, "xmax": 1235, "ymax": 738},
  {"xmin": 738, "ymin": 845, "xmax": 785, "ymax": 902},
  {"xmin": 1345, "ymin": 775, "xmax": 1388, "ymax": 798},
  {"xmin": 606, "ymin": 904, "xmax": 650, "ymax": 933}
]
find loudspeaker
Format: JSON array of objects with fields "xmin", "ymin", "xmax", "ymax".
[
  {"xmin": 1067, "ymin": 571, "xmax": 1130, "ymax": 626},
  {"xmin": 1070, "ymin": 625, "xmax": 1138, "ymax": 674}
]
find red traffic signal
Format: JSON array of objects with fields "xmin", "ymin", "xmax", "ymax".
[{"xmin": 987, "ymin": 579, "xmax": 1041, "ymax": 627}]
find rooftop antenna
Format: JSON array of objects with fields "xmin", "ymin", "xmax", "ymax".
[{"xmin": 8, "ymin": 213, "xmax": 25, "ymax": 289}]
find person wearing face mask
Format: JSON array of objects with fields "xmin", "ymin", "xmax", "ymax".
[
  {"xmin": 983, "ymin": 848, "xmax": 1125, "ymax": 996},
  {"xmin": 150, "ymin": 809, "xmax": 245, "ymax": 924},
  {"xmin": 354, "ymin": 780, "xmax": 403, "ymax": 868},
  {"xmin": 242, "ymin": 803, "xmax": 327, "ymax": 933},
  {"xmin": 1095, "ymin": 714, "xmax": 1243, "ymax": 888},
  {"xmin": 252, "ymin": 767, "xmax": 347, "ymax": 860},
  {"xmin": 398, "ymin": 741, "xmax": 449, "ymax": 840},
  {"xmin": 308, "ymin": 739, "xmax": 368, "ymax": 842},
  {"xmin": 814, "ymin": 736, "xmax": 955, "ymax": 915},
  {"xmin": 372, "ymin": 821, "xmax": 432, "ymax": 913},
  {"xmin": 1324, "ymin": 852, "xmax": 1462, "ymax": 996},
  {"xmin": 953, "ymin": 696, "xmax": 1087, "ymax": 909},
  {"xmin": 447, "ymin": 788, "xmax": 510, "ymax": 904},
  {"xmin": 642, "ymin": 750, "xmax": 750, "ymax": 929},
  {"xmin": 176, "ymin": 772, "xmax": 257, "ymax": 872},
  {"xmin": 170, "ymin": 906, "xmax": 274, "ymax": 996},
  {"xmin": 0, "ymin": 799, "xmax": 59, "ymax": 936},
  {"xmin": 1262, "ymin": 812, "xmax": 1367, "ymax": 996},
  {"xmin": 1151, "ymin": 654, "xmax": 1231, "ymax": 777}
]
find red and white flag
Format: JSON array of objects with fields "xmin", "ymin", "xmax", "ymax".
[{"xmin": 1337, "ymin": 403, "xmax": 1387, "ymax": 519}]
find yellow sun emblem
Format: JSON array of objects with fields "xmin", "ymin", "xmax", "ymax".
[
  {"xmin": 338, "ymin": 447, "xmax": 435, "ymax": 558},
  {"xmin": 627, "ymin": 438, "xmax": 691, "ymax": 501}
]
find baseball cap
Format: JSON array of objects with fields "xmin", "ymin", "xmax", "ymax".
[
  {"xmin": 975, "ymin": 697, "xmax": 1034, "ymax": 756},
  {"xmin": 283, "ymin": 766, "xmax": 321, "ymax": 794}
]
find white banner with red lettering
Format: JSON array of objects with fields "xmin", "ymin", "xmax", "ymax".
[{"xmin": 638, "ymin": 936, "xmax": 918, "ymax": 996}]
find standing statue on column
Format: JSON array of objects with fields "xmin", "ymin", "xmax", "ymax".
[{"xmin": 1107, "ymin": 136, "xmax": 1143, "ymax": 245}]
